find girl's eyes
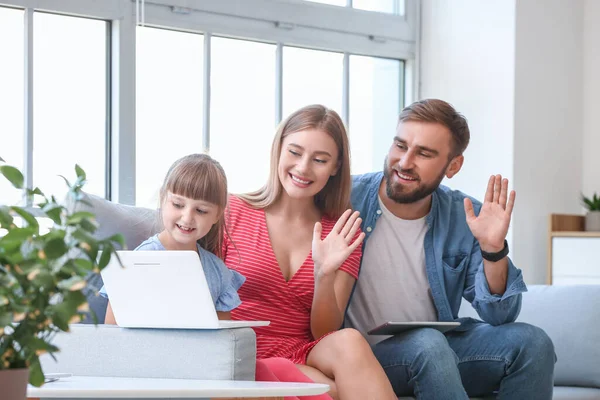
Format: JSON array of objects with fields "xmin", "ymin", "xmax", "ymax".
[
  {"xmin": 289, "ymin": 150, "xmax": 301, "ymax": 157},
  {"xmin": 314, "ymin": 159, "xmax": 327, "ymax": 164},
  {"xmin": 173, "ymin": 202, "xmax": 207, "ymax": 214}
]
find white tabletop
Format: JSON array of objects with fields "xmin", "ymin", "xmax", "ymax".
[{"xmin": 27, "ymin": 375, "xmax": 330, "ymax": 398}]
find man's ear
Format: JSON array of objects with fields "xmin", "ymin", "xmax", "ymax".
[{"xmin": 445, "ymin": 155, "xmax": 464, "ymax": 179}]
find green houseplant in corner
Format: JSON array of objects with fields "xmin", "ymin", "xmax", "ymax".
[
  {"xmin": 582, "ymin": 192, "xmax": 600, "ymax": 232},
  {"xmin": 0, "ymin": 156, "xmax": 124, "ymax": 400}
]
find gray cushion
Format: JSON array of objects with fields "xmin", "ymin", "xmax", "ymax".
[
  {"xmin": 552, "ymin": 386, "xmax": 600, "ymax": 400},
  {"xmin": 460, "ymin": 285, "xmax": 600, "ymax": 388},
  {"xmin": 40, "ymin": 325, "xmax": 257, "ymax": 381}
]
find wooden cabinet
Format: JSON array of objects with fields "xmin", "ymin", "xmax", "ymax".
[{"xmin": 548, "ymin": 214, "xmax": 600, "ymax": 284}]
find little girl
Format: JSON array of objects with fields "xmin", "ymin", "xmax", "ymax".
[{"xmin": 101, "ymin": 153, "xmax": 331, "ymax": 400}]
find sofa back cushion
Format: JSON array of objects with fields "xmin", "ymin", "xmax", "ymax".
[{"xmin": 460, "ymin": 284, "xmax": 600, "ymax": 388}]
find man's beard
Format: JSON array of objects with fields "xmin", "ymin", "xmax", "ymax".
[{"xmin": 383, "ymin": 157, "xmax": 447, "ymax": 204}]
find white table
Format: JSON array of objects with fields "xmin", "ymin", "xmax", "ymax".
[{"xmin": 27, "ymin": 375, "xmax": 330, "ymax": 399}]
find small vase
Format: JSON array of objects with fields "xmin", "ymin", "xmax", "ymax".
[
  {"xmin": 585, "ymin": 211, "xmax": 600, "ymax": 232},
  {"xmin": 0, "ymin": 368, "xmax": 29, "ymax": 400}
]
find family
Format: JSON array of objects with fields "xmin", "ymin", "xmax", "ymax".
[{"xmin": 102, "ymin": 99, "xmax": 555, "ymax": 400}]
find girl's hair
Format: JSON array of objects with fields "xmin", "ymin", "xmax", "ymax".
[
  {"xmin": 159, "ymin": 153, "xmax": 228, "ymax": 258},
  {"xmin": 238, "ymin": 104, "xmax": 352, "ymax": 219}
]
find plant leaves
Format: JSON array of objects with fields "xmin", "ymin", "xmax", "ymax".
[
  {"xmin": 0, "ymin": 165, "xmax": 24, "ymax": 189},
  {"xmin": 11, "ymin": 206, "xmax": 40, "ymax": 231},
  {"xmin": 73, "ymin": 258, "xmax": 93, "ymax": 271},
  {"xmin": 28, "ymin": 356, "xmax": 45, "ymax": 387},
  {"xmin": 58, "ymin": 175, "xmax": 71, "ymax": 189},
  {"xmin": 66, "ymin": 211, "xmax": 96, "ymax": 225},
  {"xmin": 43, "ymin": 238, "xmax": 68, "ymax": 259},
  {"xmin": 28, "ymin": 187, "xmax": 44, "ymax": 196},
  {"xmin": 107, "ymin": 233, "xmax": 126, "ymax": 249},
  {"xmin": 23, "ymin": 336, "xmax": 60, "ymax": 354},
  {"xmin": 0, "ymin": 205, "xmax": 14, "ymax": 227},
  {"xmin": 79, "ymin": 218, "xmax": 98, "ymax": 233},
  {"xmin": 50, "ymin": 313, "xmax": 70, "ymax": 332},
  {"xmin": 0, "ymin": 311, "xmax": 13, "ymax": 327},
  {"xmin": 57, "ymin": 276, "xmax": 86, "ymax": 291},
  {"xmin": 43, "ymin": 205, "xmax": 63, "ymax": 225},
  {"xmin": 98, "ymin": 247, "xmax": 113, "ymax": 269},
  {"xmin": 0, "ymin": 155, "xmax": 4, "ymax": 162},
  {"xmin": 75, "ymin": 164, "xmax": 86, "ymax": 180},
  {"xmin": 0, "ymin": 227, "xmax": 36, "ymax": 247}
]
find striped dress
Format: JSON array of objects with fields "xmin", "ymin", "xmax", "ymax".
[{"xmin": 223, "ymin": 195, "xmax": 362, "ymax": 364}]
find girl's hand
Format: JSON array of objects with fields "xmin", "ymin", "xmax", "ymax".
[{"xmin": 312, "ymin": 209, "xmax": 365, "ymax": 279}]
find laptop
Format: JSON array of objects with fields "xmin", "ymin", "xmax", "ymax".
[{"xmin": 100, "ymin": 250, "xmax": 270, "ymax": 329}]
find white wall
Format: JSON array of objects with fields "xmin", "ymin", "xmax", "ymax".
[
  {"xmin": 512, "ymin": 0, "xmax": 583, "ymax": 284},
  {"xmin": 420, "ymin": 0, "xmax": 516, "ymax": 247},
  {"xmin": 582, "ymin": 0, "xmax": 600, "ymax": 198},
  {"xmin": 420, "ymin": 0, "xmax": 585, "ymax": 284},
  {"xmin": 420, "ymin": 0, "xmax": 516, "ymax": 204}
]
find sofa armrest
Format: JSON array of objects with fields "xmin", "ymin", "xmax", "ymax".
[{"xmin": 40, "ymin": 325, "xmax": 256, "ymax": 381}]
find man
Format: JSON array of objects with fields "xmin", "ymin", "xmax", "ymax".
[{"xmin": 347, "ymin": 99, "xmax": 555, "ymax": 399}]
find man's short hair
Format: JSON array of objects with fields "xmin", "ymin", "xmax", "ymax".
[{"xmin": 398, "ymin": 99, "xmax": 470, "ymax": 158}]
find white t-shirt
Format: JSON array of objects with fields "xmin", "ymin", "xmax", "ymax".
[{"xmin": 346, "ymin": 196, "xmax": 438, "ymax": 345}]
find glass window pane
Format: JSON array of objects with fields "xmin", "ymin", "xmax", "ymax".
[
  {"xmin": 353, "ymin": 0, "xmax": 405, "ymax": 15},
  {"xmin": 33, "ymin": 12, "xmax": 107, "ymax": 201},
  {"xmin": 210, "ymin": 37, "xmax": 276, "ymax": 194},
  {"xmin": 283, "ymin": 47, "xmax": 343, "ymax": 119},
  {"xmin": 0, "ymin": 7, "xmax": 24, "ymax": 206},
  {"xmin": 136, "ymin": 27, "xmax": 203, "ymax": 208},
  {"xmin": 349, "ymin": 55, "xmax": 402, "ymax": 174}
]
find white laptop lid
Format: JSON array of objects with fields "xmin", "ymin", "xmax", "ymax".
[{"xmin": 101, "ymin": 251, "xmax": 269, "ymax": 329}]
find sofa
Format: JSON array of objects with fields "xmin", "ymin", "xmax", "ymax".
[{"xmin": 41, "ymin": 193, "xmax": 600, "ymax": 399}]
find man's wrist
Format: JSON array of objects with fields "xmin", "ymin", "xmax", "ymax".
[{"xmin": 481, "ymin": 240, "xmax": 509, "ymax": 262}]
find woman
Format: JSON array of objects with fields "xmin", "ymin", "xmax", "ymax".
[{"xmin": 223, "ymin": 105, "xmax": 396, "ymax": 400}]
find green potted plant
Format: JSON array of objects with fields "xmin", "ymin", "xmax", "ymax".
[
  {"xmin": 582, "ymin": 192, "xmax": 600, "ymax": 232},
  {"xmin": 0, "ymin": 156, "xmax": 123, "ymax": 400}
]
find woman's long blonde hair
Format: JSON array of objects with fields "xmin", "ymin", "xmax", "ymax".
[
  {"xmin": 159, "ymin": 154, "xmax": 228, "ymax": 258},
  {"xmin": 239, "ymin": 105, "xmax": 352, "ymax": 219}
]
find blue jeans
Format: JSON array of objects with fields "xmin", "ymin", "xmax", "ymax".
[{"xmin": 372, "ymin": 322, "xmax": 556, "ymax": 399}]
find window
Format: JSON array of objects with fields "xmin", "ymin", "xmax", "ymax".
[
  {"xmin": 0, "ymin": 0, "xmax": 415, "ymax": 205},
  {"xmin": 209, "ymin": 37, "xmax": 276, "ymax": 194},
  {"xmin": 353, "ymin": 0, "xmax": 405, "ymax": 15},
  {"xmin": 283, "ymin": 47, "xmax": 343, "ymax": 119},
  {"xmin": 33, "ymin": 12, "xmax": 107, "ymax": 201},
  {"xmin": 349, "ymin": 56, "xmax": 403, "ymax": 174},
  {"xmin": 0, "ymin": 7, "xmax": 24, "ymax": 206},
  {"xmin": 135, "ymin": 27, "xmax": 204, "ymax": 208},
  {"xmin": 307, "ymin": 0, "xmax": 405, "ymax": 15}
]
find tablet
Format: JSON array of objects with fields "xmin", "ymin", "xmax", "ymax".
[{"xmin": 367, "ymin": 321, "xmax": 461, "ymax": 335}]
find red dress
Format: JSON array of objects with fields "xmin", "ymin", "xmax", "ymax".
[{"xmin": 223, "ymin": 195, "xmax": 362, "ymax": 364}]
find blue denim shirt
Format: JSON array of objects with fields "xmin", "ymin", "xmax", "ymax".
[{"xmin": 350, "ymin": 172, "xmax": 527, "ymax": 329}]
